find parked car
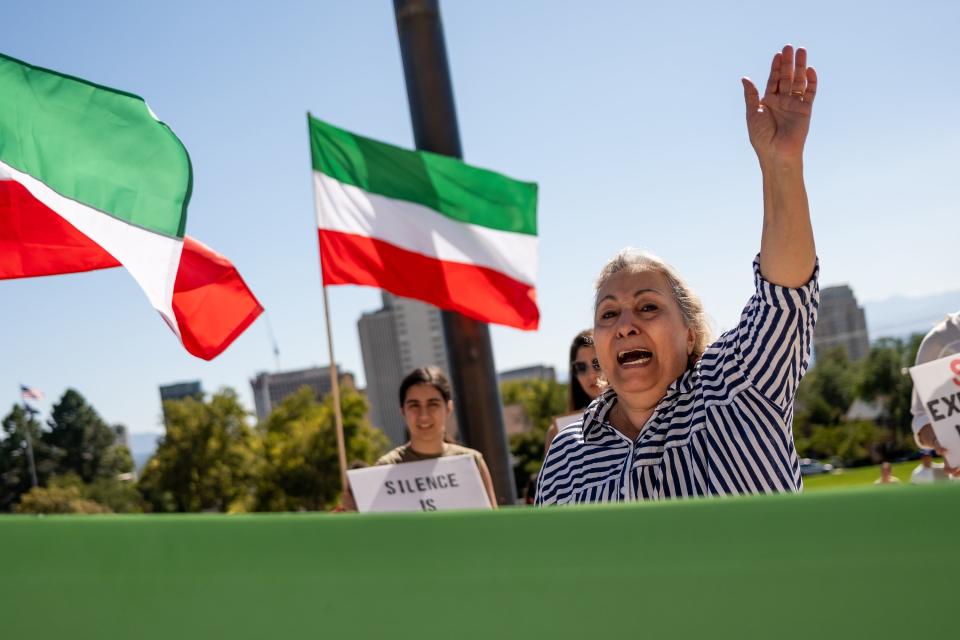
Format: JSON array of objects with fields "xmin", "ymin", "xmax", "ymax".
[{"xmin": 799, "ymin": 458, "xmax": 835, "ymax": 476}]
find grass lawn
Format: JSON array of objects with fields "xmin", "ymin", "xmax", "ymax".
[{"xmin": 803, "ymin": 460, "xmax": 925, "ymax": 490}]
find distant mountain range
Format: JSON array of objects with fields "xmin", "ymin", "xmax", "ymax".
[{"xmin": 864, "ymin": 289, "xmax": 960, "ymax": 340}]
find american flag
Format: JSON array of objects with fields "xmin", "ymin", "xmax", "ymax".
[{"xmin": 20, "ymin": 385, "xmax": 44, "ymax": 401}]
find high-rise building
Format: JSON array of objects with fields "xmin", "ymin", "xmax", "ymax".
[
  {"xmin": 250, "ymin": 366, "xmax": 355, "ymax": 422},
  {"xmin": 814, "ymin": 285, "xmax": 870, "ymax": 362},
  {"xmin": 357, "ymin": 292, "xmax": 454, "ymax": 445},
  {"xmin": 498, "ymin": 365, "xmax": 557, "ymax": 383},
  {"xmin": 159, "ymin": 381, "xmax": 204, "ymax": 424},
  {"xmin": 159, "ymin": 381, "xmax": 203, "ymax": 403},
  {"xmin": 358, "ymin": 301, "xmax": 406, "ymax": 445}
]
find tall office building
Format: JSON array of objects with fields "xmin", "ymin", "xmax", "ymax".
[
  {"xmin": 814, "ymin": 285, "xmax": 870, "ymax": 362},
  {"xmin": 357, "ymin": 292, "xmax": 454, "ymax": 445},
  {"xmin": 159, "ymin": 381, "xmax": 204, "ymax": 424},
  {"xmin": 159, "ymin": 381, "xmax": 203, "ymax": 403},
  {"xmin": 498, "ymin": 365, "xmax": 557, "ymax": 383},
  {"xmin": 358, "ymin": 300, "xmax": 406, "ymax": 444},
  {"xmin": 250, "ymin": 366, "xmax": 355, "ymax": 422}
]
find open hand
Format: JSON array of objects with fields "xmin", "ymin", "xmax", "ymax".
[{"xmin": 742, "ymin": 45, "xmax": 817, "ymax": 165}]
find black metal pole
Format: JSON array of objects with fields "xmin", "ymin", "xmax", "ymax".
[
  {"xmin": 394, "ymin": 0, "xmax": 517, "ymax": 505},
  {"xmin": 21, "ymin": 401, "xmax": 39, "ymax": 489}
]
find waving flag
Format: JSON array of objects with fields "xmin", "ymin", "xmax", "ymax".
[
  {"xmin": 0, "ymin": 54, "xmax": 262, "ymax": 360},
  {"xmin": 20, "ymin": 385, "xmax": 44, "ymax": 402},
  {"xmin": 308, "ymin": 115, "xmax": 539, "ymax": 330}
]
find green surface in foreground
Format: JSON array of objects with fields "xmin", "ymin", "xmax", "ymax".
[
  {"xmin": 804, "ymin": 460, "xmax": 929, "ymax": 490},
  {"xmin": 2, "ymin": 484, "xmax": 957, "ymax": 640}
]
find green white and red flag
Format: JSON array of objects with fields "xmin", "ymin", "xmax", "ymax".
[
  {"xmin": 0, "ymin": 54, "xmax": 262, "ymax": 360},
  {"xmin": 308, "ymin": 115, "xmax": 539, "ymax": 330}
]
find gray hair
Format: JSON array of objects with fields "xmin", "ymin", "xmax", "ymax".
[{"xmin": 594, "ymin": 248, "xmax": 712, "ymax": 363}]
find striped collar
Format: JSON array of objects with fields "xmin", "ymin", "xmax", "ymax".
[{"xmin": 582, "ymin": 365, "xmax": 697, "ymax": 441}]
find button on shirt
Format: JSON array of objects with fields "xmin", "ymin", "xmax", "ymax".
[{"xmin": 536, "ymin": 257, "xmax": 820, "ymax": 505}]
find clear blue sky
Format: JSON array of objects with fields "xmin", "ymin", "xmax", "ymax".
[{"xmin": 3, "ymin": 0, "xmax": 956, "ymax": 434}]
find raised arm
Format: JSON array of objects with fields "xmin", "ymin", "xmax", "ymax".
[{"xmin": 742, "ymin": 45, "xmax": 817, "ymax": 288}]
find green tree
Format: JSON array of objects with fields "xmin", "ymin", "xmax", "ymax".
[
  {"xmin": 138, "ymin": 389, "xmax": 257, "ymax": 513},
  {"xmin": 83, "ymin": 475, "xmax": 143, "ymax": 513},
  {"xmin": 796, "ymin": 420, "xmax": 892, "ymax": 467},
  {"xmin": 795, "ymin": 347, "xmax": 857, "ymax": 432},
  {"xmin": 43, "ymin": 389, "xmax": 132, "ymax": 482},
  {"xmin": 15, "ymin": 483, "xmax": 110, "ymax": 514},
  {"xmin": 0, "ymin": 405, "xmax": 57, "ymax": 511},
  {"xmin": 502, "ymin": 379, "xmax": 568, "ymax": 498},
  {"xmin": 16, "ymin": 472, "xmax": 142, "ymax": 514},
  {"xmin": 254, "ymin": 386, "xmax": 388, "ymax": 512},
  {"xmin": 794, "ymin": 336, "xmax": 927, "ymax": 465},
  {"xmin": 856, "ymin": 335, "xmax": 924, "ymax": 433}
]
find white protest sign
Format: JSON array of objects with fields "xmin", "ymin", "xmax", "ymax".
[
  {"xmin": 347, "ymin": 454, "xmax": 491, "ymax": 513},
  {"xmin": 909, "ymin": 354, "xmax": 960, "ymax": 467}
]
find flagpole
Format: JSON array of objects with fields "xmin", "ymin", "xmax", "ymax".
[
  {"xmin": 321, "ymin": 282, "xmax": 350, "ymax": 501},
  {"xmin": 19, "ymin": 394, "xmax": 39, "ymax": 489},
  {"xmin": 394, "ymin": 0, "xmax": 518, "ymax": 505},
  {"xmin": 308, "ymin": 111, "xmax": 350, "ymax": 502}
]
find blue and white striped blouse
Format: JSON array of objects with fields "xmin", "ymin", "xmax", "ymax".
[{"xmin": 536, "ymin": 257, "xmax": 820, "ymax": 505}]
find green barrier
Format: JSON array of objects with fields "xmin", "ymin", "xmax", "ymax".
[{"xmin": 2, "ymin": 484, "xmax": 957, "ymax": 639}]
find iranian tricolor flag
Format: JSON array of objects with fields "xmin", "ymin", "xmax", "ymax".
[
  {"xmin": 308, "ymin": 115, "xmax": 539, "ymax": 330},
  {"xmin": 0, "ymin": 54, "xmax": 262, "ymax": 360}
]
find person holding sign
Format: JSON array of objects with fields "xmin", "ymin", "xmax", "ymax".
[
  {"xmin": 544, "ymin": 330, "xmax": 605, "ymax": 451},
  {"xmin": 910, "ymin": 312, "xmax": 960, "ymax": 476},
  {"xmin": 538, "ymin": 44, "xmax": 820, "ymax": 504},
  {"xmin": 376, "ymin": 367, "xmax": 498, "ymax": 508}
]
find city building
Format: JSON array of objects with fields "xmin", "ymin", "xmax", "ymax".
[
  {"xmin": 250, "ymin": 366, "xmax": 355, "ymax": 422},
  {"xmin": 498, "ymin": 364, "xmax": 557, "ymax": 383},
  {"xmin": 159, "ymin": 380, "xmax": 203, "ymax": 424},
  {"xmin": 357, "ymin": 300, "xmax": 406, "ymax": 445},
  {"xmin": 814, "ymin": 285, "xmax": 870, "ymax": 362},
  {"xmin": 357, "ymin": 292, "xmax": 454, "ymax": 445},
  {"xmin": 159, "ymin": 380, "xmax": 203, "ymax": 403}
]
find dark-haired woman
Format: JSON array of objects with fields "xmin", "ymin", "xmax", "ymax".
[
  {"xmin": 544, "ymin": 330, "xmax": 605, "ymax": 450},
  {"xmin": 377, "ymin": 366, "xmax": 498, "ymax": 508}
]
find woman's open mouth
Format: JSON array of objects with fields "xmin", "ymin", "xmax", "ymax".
[{"xmin": 617, "ymin": 348, "xmax": 653, "ymax": 368}]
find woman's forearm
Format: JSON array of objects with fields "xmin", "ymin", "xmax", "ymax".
[{"xmin": 758, "ymin": 159, "xmax": 816, "ymax": 288}]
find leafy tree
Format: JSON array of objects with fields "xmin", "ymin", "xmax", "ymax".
[
  {"xmin": 43, "ymin": 389, "xmax": 132, "ymax": 482},
  {"xmin": 794, "ymin": 335, "xmax": 927, "ymax": 465},
  {"xmin": 502, "ymin": 379, "xmax": 568, "ymax": 498},
  {"xmin": 15, "ymin": 483, "xmax": 110, "ymax": 514},
  {"xmin": 795, "ymin": 347, "xmax": 857, "ymax": 431},
  {"xmin": 856, "ymin": 334, "xmax": 924, "ymax": 435},
  {"xmin": 254, "ymin": 386, "xmax": 388, "ymax": 511},
  {"xmin": 856, "ymin": 338, "xmax": 905, "ymax": 402},
  {"xmin": 83, "ymin": 476, "xmax": 143, "ymax": 513},
  {"xmin": 138, "ymin": 389, "xmax": 258, "ymax": 513},
  {"xmin": 796, "ymin": 421, "xmax": 892, "ymax": 467},
  {"xmin": 0, "ymin": 405, "xmax": 58, "ymax": 511}
]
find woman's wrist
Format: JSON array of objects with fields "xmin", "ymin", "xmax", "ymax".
[{"xmin": 758, "ymin": 154, "xmax": 804, "ymax": 176}]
